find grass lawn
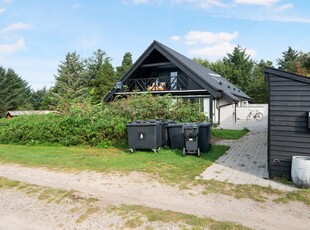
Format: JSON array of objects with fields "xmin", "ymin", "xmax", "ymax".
[
  {"xmin": 0, "ymin": 144, "xmax": 229, "ymax": 184},
  {"xmin": 0, "ymin": 128, "xmax": 247, "ymax": 185},
  {"xmin": 0, "ymin": 128, "xmax": 309, "ymax": 206},
  {"xmin": 211, "ymin": 128, "xmax": 249, "ymax": 139}
]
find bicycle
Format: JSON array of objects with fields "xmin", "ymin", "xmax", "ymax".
[{"xmin": 246, "ymin": 109, "xmax": 263, "ymax": 121}]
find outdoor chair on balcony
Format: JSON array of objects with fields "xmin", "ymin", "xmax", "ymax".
[{"xmin": 147, "ymin": 82, "xmax": 166, "ymax": 91}]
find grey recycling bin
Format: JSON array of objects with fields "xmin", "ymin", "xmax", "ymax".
[
  {"xmin": 126, "ymin": 120, "xmax": 162, "ymax": 153},
  {"xmin": 197, "ymin": 122, "xmax": 212, "ymax": 153},
  {"xmin": 167, "ymin": 123, "xmax": 186, "ymax": 149},
  {"xmin": 182, "ymin": 123, "xmax": 200, "ymax": 156}
]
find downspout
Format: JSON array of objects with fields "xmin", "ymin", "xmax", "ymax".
[
  {"xmin": 217, "ymin": 101, "xmax": 234, "ymax": 125},
  {"xmin": 234, "ymin": 102, "xmax": 238, "ymax": 123}
]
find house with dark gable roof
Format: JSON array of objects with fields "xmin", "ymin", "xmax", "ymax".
[{"xmin": 104, "ymin": 41, "xmax": 252, "ymax": 124}]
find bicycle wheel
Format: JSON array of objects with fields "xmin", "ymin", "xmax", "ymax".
[
  {"xmin": 255, "ymin": 112, "xmax": 263, "ymax": 121},
  {"xmin": 246, "ymin": 113, "xmax": 251, "ymax": 120}
]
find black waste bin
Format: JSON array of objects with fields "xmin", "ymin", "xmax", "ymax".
[
  {"xmin": 167, "ymin": 123, "xmax": 185, "ymax": 149},
  {"xmin": 147, "ymin": 119, "xmax": 174, "ymax": 147},
  {"xmin": 182, "ymin": 124, "xmax": 200, "ymax": 156},
  {"xmin": 162, "ymin": 119, "xmax": 175, "ymax": 147},
  {"xmin": 197, "ymin": 122, "xmax": 212, "ymax": 153},
  {"xmin": 147, "ymin": 119, "xmax": 164, "ymax": 147},
  {"xmin": 126, "ymin": 120, "xmax": 162, "ymax": 153}
]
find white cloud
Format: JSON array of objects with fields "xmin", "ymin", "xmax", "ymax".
[
  {"xmin": 133, "ymin": 0, "xmax": 149, "ymax": 3},
  {"xmin": 188, "ymin": 42, "xmax": 256, "ymax": 58},
  {"xmin": 189, "ymin": 42, "xmax": 235, "ymax": 56},
  {"xmin": 1, "ymin": 22, "xmax": 32, "ymax": 32},
  {"xmin": 3, "ymin": 0, "xmax": 12, "ymax": 3},
  {"xmin": 274, "ymin": 3, "xmax": 293, "ymax": 12},
  {"xmin": 0, "ymin": 8, "xmax": 5, "ymax": 14},
  {"xmin": 170, "ymin": 35, "xmax": 181, "ymax": 41},
  {"xmin": 122, "ymin": 0, "xmax": 149, "ymax": 4},
  {"xmin": 0, "ymin": 38, "xmax": 25, "ymax": 55},
  {"xmin": 184, "ymin": 31, "xmax": 239, "ymax": 45},
  {"xmin": 171, "ymin": 30, "xmax": 255, "ymax": 59},
  {"xmin": 174, "ymin": 0, "xmax": 229, "ymax": 9},
  {"xmin": 234, "ymin": 0, "xmax": 280, "ymax": 6}
]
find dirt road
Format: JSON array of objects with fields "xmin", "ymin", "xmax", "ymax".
[{"xmin": 0, "ymin": 163, "xmax": 309, "ymax": 229}]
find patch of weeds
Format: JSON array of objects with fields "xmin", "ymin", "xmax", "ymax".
[
  {"xmin": 70, "ymin": 207, "xmax": 80, "ymax": 214},
  {"xmin": 110, "ymin": 205, "xmax": 251, "ymax": 230},
  {"xmin": 76, "ymin": 206, "xmax": 100, "ymax": 223},
  {"xmin": 201, "ymin": 179, "xmax": 282, "ymax": 202},
  {"xmin": 145, "ymin": 225, "xmax": 155, "ymax": 230},
  {"xmin": 210, "ymin": 221, "xmax": 251, "ymax": 230},
  {"xmin": 274, "ymin": 189, "xmax": 310, "ymax": 206},
  {"xmin": 0, "ymin": 176, "xmax": 101, "ymax": 222},
  {"xmin": 38, "ymin": 188, "xmax": 75, "ymax": 204},
  {"xmin": 273, "ymin": 176, "xmax": 291, "ymax": 185},
  {"xmin": 0, "ymin": 177, "xmax": 21, "ymax": 189},
  {"xmin": 124, "ymin": 216, "xmax": 144, "ymax": 228}
]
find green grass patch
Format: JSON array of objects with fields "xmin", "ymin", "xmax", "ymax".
[
  {"xmin": 0, "ymin": 176, "xmax": 98, "ymax": 205},
  {"xmin": 0, "ymin": 144, "xmax": 228, "ymax": 185},
  {"xmin": 201, "ymin": 179, "xmax": 282, "ymax": 202},
  {"xmin": 274, "ymin": 189, "xmax": 310, "ymax": 206},
  {"xmin": 111, "ymin": 205, "xmax": 251, "ymax": 230},
  {"xmin": 212, "ymin": 128, "xmax": 249, "ymax": 139},
  {"xmin": 0, "ymin": 176, "xmax": 100, "ymax": 223}
]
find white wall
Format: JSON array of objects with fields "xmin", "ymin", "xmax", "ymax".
[
  {"xmin": 220, "ymin": 104, "xmax": 235, "ymax": 124},
  {"xmin": 214, "ymin": 98, "xmax": 236, "ymax": 124},
  {"xmin": 236, "ymin": 104, "xmax": 268, "ymax": 120}
]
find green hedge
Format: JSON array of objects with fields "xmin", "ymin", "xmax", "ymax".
[{"xmin": 0, "ymin": 94, "xmax": 206, "ymax": 147}]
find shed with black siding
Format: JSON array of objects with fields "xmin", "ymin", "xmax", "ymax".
[{"xmin": 264, "ymin": 67, "xmax": 310, "ymax": 178}]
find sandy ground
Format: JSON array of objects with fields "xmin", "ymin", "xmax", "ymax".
[{"xmin": 0, "ymin": 163, "xmax": 309, "ymax": 230}]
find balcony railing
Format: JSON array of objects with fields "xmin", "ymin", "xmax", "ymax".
[{"xmin": 122, "ymin": 75, "xmax": 188, "ymax": 92}]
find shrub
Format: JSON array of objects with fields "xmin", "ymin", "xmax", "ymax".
[{"xmin": 0, "ymin": 94, "xmax": 206, "ymax": 147}]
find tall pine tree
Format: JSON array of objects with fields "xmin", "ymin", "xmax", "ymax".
[
  {"xmin": 116, "ymin": 52, "xmax": 133, "ymax": 79},
  {"xmin": 276, "ymin": 47, "xmax": 299, "ymax": 73},
  {"xmin": 86, "ymin": 49, "xmax": 116, "ymax": 104},
  {"xmin": 222, "ymin": 45, "xmax": 254, "ymax": 94},
  {"xmin": 51, "ymin": 52, "xmax": 87, "ymax": 111},
  {"xmin": 0, "ymin": 66, "xmax": 32, "ymax": 116}
]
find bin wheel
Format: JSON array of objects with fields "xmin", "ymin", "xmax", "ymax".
[
  {"xmin": 182, "ymin": 148, "xmax": 186, "ymax": 157},
  {"xmin": 197, "ymin": 148, "xmax": 201, "ymax": 157},
  {"xmin": 129, "ymin": 149, "xmax": 135, "ymax": 153}
]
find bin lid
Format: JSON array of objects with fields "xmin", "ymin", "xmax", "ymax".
[
  {"xmin": 163, "ymin": 119, "xmax": 175, "ymax": 124},
  {"xmin": 147, "ymin": 119, "xmax": 163, "ymax": 123},
  {"xmin": 197, "ymin": 122, "xmax": 211, "ymax": 127},
  {"xmin": 126, "ymin": 121, "xmax": 159, "ymax": 127},
  {"xmin": 183, "ymin": 123, "xmax": 199, "ymax": 129},
  {"xmin": 166, "ymin": 123, "xmax": 186, "ymax": 128}
]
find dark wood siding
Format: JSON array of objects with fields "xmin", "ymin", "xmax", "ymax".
[{"xmin": 267, "ymin": 72, "xmax": 310, "ymax": 178}]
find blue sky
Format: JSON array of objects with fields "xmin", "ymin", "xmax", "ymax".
[{"xmin": 0, "ymin": 0, "xmax": 310, "ymax": 90}]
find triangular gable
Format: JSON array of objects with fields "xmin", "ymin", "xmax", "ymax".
[{"xmin": 104, "ymin": 40, "xmax": 251, "ymax": 102}]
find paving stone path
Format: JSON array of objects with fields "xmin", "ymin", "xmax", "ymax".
[{"xmin": 201, "ymin": 119, "xmax": 296, "ymax": 191}]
